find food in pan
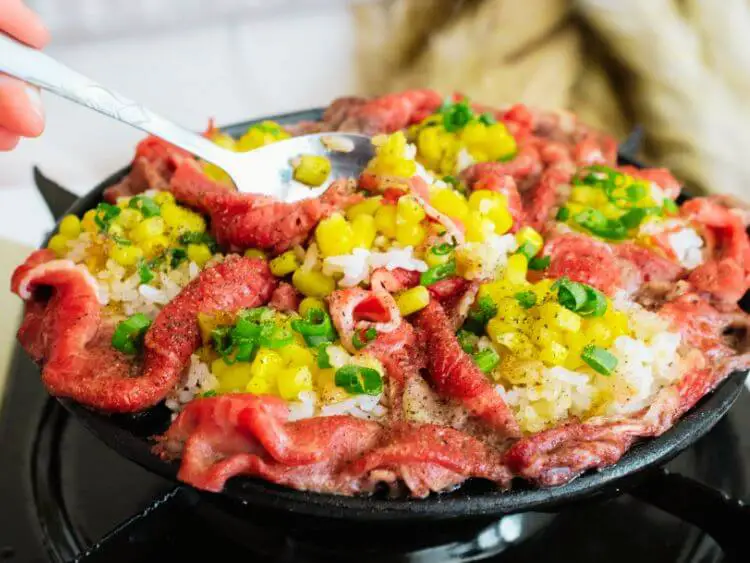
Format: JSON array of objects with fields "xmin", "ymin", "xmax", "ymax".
[{"xmin": 11, "ymin": 91, "xmax": 750, "ymax": 496}]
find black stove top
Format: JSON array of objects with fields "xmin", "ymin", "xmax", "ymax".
[{"xmin": 1, "ymin": 344, "xmax": 749, "ymax": 563}]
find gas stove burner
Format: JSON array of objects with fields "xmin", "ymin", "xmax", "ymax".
[{"xmin": 1, "ymin": 348, "xmax": 748, "ymax": 562}]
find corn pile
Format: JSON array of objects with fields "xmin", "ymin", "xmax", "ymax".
[{"xmin": 407, "ymin": 99, "xmax": 517, "ymax": 175}]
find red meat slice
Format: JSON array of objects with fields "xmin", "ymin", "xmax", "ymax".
[
  {"xmin": 523, "ymin": 164, "xmax": 574, "ymax": 232},
  {"xmin": 169, "ymin": 161, "xmax": 361, "ymax": 254},
  {"xmin": 344, "ymin": 423, "xmax": 512, "ymax": 497},
  {"xmin": 612, "ymin": 242, "xmax": 685, "ymax": 291},
  {"xmin": 681, "ymin": 197, "xmax": 750, "ymax": 307},
  {"xmin": 12, "ymin": 254, "xmax": 275, "ymax": 412},
  {"xmin": 460, "ymin": 163, "xmax": 526, "ymax": 230},
  {"xmin": 414, "ymin": 300, "xmax": 521, "ymax": 437},
  {"xmin": 268, "ymin": 282, "xmax": 300, "ymax": 313},
  {"xmin": 543, "ymin": 233, "xmax": 622, "ymax": 295}
]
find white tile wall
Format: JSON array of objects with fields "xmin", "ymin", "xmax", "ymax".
[{"xmin": 0, "ymin": 6, "xmax": 356, "ymax": 247}]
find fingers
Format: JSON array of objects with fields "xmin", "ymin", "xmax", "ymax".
[
  {"xmin": 0, "ymin": 74, "xmax": 44, "ymax": 138},
  {"xmin": 0, "ymin": 0, "xmax": 50, "ymax": 48},
  {"xmin": 0, "ymin": 126, "xmax": 20, "ymax": 151}
]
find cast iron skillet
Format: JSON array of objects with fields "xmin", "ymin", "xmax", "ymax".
[{"xmin": 39, "ymin": 109, "xmax": 749, "ymax": 541}]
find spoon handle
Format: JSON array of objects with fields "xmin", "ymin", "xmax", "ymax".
[{"xmin": 0, "ymin": 32, "xmax": 233, "ymax": 168}]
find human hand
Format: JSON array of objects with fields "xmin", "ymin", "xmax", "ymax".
[{"xmin": 0, "ymin": 0, "xmax": 49, "ymax": 150}]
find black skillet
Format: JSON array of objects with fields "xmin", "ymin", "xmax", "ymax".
[{"xmin": 32, "ymin": 109, "xmax": 750, "ymax": 554}]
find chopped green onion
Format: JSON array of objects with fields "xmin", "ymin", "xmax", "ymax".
[
  {"xmin": 200, "ymin": 390, "xmax": 218, "ymax": 398},
  {"xmin": 169, "ymin": 248, "xmax": 188, "ymax": 268},
  {"xmin": 457, "ymin": 329, "xmax": 479, "ymax": 354},
  {"xmin": 578, "ymin": 286, "xmax": 608, "ymax": 318},
  {"xmin": 352, "ymin": 327, "xmax": 377, "ymax": 350},
  {"xmin": 464, "ymin": 295, "xmax": 497, "ymax": 334},
  {"xmin": 626, "ymin": 183, "xmax": 647, "ymax": 202},
  {"xmin": 556, "ymin": 278, "xmax": 588, "ymax": 312},
  {"xmin": 233, "ymin": 339, "xmax": 258, "ymax": 362},
  {"xmin": 478, "ymin": 112, "xmax": 496, "ymax": 126},
  {"xmin": 111, "ymin": 313, "xmax": 152, "ymax": 355},
  {"xmin": 528, "ymin": 255, "xmax": 551, "ymax": 271},
  {"xmin": 581, "ymin": 344, "xmax": 618, "ymax": 375},
  {"xmin": 137, "ymin": 261, "xmax": 154, "ymax": 284},
  {"xmin": 258, "ymin": 324, "xmax": 293, "ymax": 349},
  {"xmin": 241, "ymin": 307, "xmax": 274, "ymax": 323},
  {"xmin": 573, "ymin": 209, "xmax": 628, "ymax": 241},
  {"xmin": 431, "ymin": 242, "xmax": 454, "ymax": 256},
  {"xmin": 473, "ymin": 348, "xmax": 500, "ymax": 374},
  {"xmin": 619, "ymin": 208, "xmax": 648, "ymax": 229},
  {"xmin": 515, "ymin": 291, "xmax": 537, "ymax": 309},
  {"xmin": 663, "ymin": 199, "xmax": 679, "ymax": 215},
  {"xmin": 317, "ymin": 344, "xmax": 332, "ymax": 369},
  {"xmin": 442, "ymin": 100, "xmax": 474, "ymax": 132},
  {"xmin": 334, "ymin": 365, "xmax": 383, "ymax": 395},
  {"xmin": 291, "ymin": 308, "xmax": 337, "ymax": 347},
  {"xmin": 515, "ymin": 241, "xmax": 539, "ymax": 260},
  {"xmin": 179, "ymin": 231, "xmax": 218, "ymax": 253},
  {"xmin": 93, "ymin": 203, "xmax": 121, "ymax": 232},
  {"xmin": 128, "ymin": 195, "xmax": 161, "ymax": 218},
  {"xmin": 211, "ymin": 326, "xmax": 233, "ymax": 356},
  {"xmin": 420, "ymin": 260, "xmax": 456, "ymax": 286},
  {"xmin": 556, "ymin": 207, "xmax": 570, "ymax": 221},
  {"xmin": 232, "ymin": 316, "xmax": 263, "ymax": 340},
  {"xmin": 442, "ymin": 175, "xmax": 459, "ymax": 186},
  {"xmin": 111, "ymin": 235, "xmax": 132, "ymax": 246}
]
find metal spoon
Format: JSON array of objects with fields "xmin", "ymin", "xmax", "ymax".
[{"xmin": 0, "ymin": 33, "xmax": 374, "ymax": 203}]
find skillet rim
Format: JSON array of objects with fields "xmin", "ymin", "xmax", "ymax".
[{"xmin": 48, "ymin": 107, "xmax": 749, "ymax": 520}]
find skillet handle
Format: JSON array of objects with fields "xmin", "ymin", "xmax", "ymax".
[{"xmin": 629, "ymin": 468, "xmax": 750, "ymax": 561}]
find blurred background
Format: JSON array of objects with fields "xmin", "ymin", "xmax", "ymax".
[{"xmin": 2, "ymin": 0, "xmax": 750, "ymax": 368}]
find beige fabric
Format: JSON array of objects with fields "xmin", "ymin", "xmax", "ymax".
[{"xmin": 354, "ymin": 0, "xmax": 750, "ymax": 199}]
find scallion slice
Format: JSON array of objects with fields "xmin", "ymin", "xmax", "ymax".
[
  {"xmin": 473, "ymin": 348, "xmax": 500, "ymax": 374},
  {"xmin": 556, "ymin": 278, "xmax": 588, "ymax": 312},
  {"xmin": 420, "ymin": 260, "xmax": 456, "ymax": 286},
  {"xmin": 129, "ymin": 195, "xmax": 161, "ymax": 218},
  {"xmin": 528, "ymin": 255, "xmax": 551, "ymax": 271},
  {"xmin": 334, "ymin": 365, "xmax": 383, "ymax": 395},
  {"xmin": 111, "ymin": 313, "xmax": 152, "ymax": 355},
  {"xmin": 581, "ymin": 344, "xmax": 618, "ymax": 375},
  {"xmin": 514, "ymin": 290, "xmax": 537, "ymax": 309}
]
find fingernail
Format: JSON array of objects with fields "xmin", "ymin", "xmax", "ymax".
[{"xmin": 25, "ymin": 85, "xmax": 44, "ymax": 120}]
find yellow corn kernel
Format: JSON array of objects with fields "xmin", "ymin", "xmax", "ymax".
[
  {"xmin": 516, "ymin": 226, "xmax": 543, "ymax": 252},
  {"xmin": 160, "ymin": 203, "xmax": 184, "ymax": 229},
  {"xmin": 153, "ymin": 191, "xmax": 174, "ymax": 206},
  {"xmin": 279, "ymin": 344, "xmax": 315, "ymax": 368},
  {"xmin": 130, "ymin": 217, "xmax": 165, "ymax": 243},
  {"xmin": 351, "ymin": 214, "xmax": 376, "ymax": 249},
  {"xmin": 244, "ymin": 248, "xmax": 266, "ymax": 260},
  {"xmin": 212, "ymin": 359, "xmax": 253, "ymax": 392},
  {"xmin": 315, "ymin": 213, "xmax": 354, "ymax": 257},
  {"xmin": 59, "ymin": 215, "xmax": 81, "ymax": 239},
  {"xmin": 416, "ymin": 126, "xmax": 443, "ymax": 164},
  {"xmin": 478, "ymin": 279, "xmax": 516, "ymax": 303},
  {"xmin": 584, "ymin": 319, "xmax": 614, "ymax": 347},
  {"xmin": 277, "ymin": 366, "xmax": 314, "ymax": 400},
  {"xmin": 505, "ymin": 253, "xmax": 528, "ymax": 285},
  {"xmin": 605, "ymin": 309, "xmax": 630, "ymax": 337},
  {"xmin": 425, "ymin": 247, "xmax": 452, "ymax": 268},
  {"xmin": 485, "ymin": 124, "xmax": 517, "ymax": 160},
  {"xmin": 531, "ymin": 278, "xmax": 555, "ymax": 301},
  {"xmin": 493, "ymin": 331, "xmax": 535, "ymax": 359},
  {"xmin": 292, "ymin": 268, "xmax": 335, "ymax": 298},
  {"xmin": 180, "ymin": 210, "xmax": 206, "ymax": 234},
  {"xmin": 346, "ymin": 196, "xmax": 382, "ymax": 220},
  {"xmin": 187, "ymin": 243, "xmax": 213, "ymax": 267},
  {"xmin": 293, "ymin": 155, "xmax": 331, "ymax": 187},
  {"xmin": 540, "ymin": 341, "xmax": 569, "ymax": 366},
  {"xmin": 373, "ymin": 205, "xmax": 398, "ymax": 238},
  {"xmin": 247, "ymin": 349, "xmax": 284, "ymax": 394},
  {"xmin": 397, "ymin": 195, "xmax": 426, "ymax": 224},
  {"xmin": 116, "ymin": 208, "xmax": 142, "ymax": 230},
  {"xmin": 539, "ymin": 302, "xmax": 581, "ymax": 333},
  {"xmin": 110, "ymin": 244, "xmax": 143, "ymax": 267},
  {"xmin": 468, "ymin": 190, "xmax": 507, "ymax": 213},
  {"xmin": 269, "ymin": 250, "xmax": 300, "ymax": 277},
  {"xmin": 47, "ymin": 234, "xmax": 69, "ymax": 257},
  {"xmin": 395, "ymin": 222, "xmax": 427, "ymax": 247},
  {"xmin": 492, "ymin": 297, "xmax": 529, "ymax": 332},
  {"xmin": 465, "ymin": 211, "xmax": 495, "ymax": 243},
  {"xmin": 82, "ymin": 209, "xmax": 98, "ymax": 233},
  {"xmin": 530, "ymin": 325, "xmax": 563, "ymax": 347},
  {"xmin": 430, "ymin": 188, "xmax": 469, "ymax": 222},
  {"xmin": 299, "ymin": 297, "xmax": 326, "ymax": 317},
  {"xmin": 489, "ymin": 206, "xmax": 513, "ymax": 235},
  {"xmin": 396, "ymin": 286, "xmax": 430, "ymax": 316},
  {"xmin": 316, "ymin": 368, "xmax": 349, "ymax": 403},
  {"xmin": 139, "ymin": 235, "xmax": 170, "ymax": 258},
  {"xmin": 570, "ymin": 185, "xmax": 599, "ymax": 205}
]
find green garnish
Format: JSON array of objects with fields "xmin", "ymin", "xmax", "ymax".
[
  {"xmin": 581, "ymin": 344, "xmax": 618, "ymax": 375},
  {"xmin": 515, "ymin": 291, "xmax": 537, "ymax": 309},
  {"xmin": 317, "ymin": 344, "xmax": 332, "ymax": 369},
  {"xmin": 473, "ymin": 348, "xmax": 500, "ymax": 374},
  {"xmin": 334, "ymin": 365, "xmax": 383, "ymax": 396},
  {"xmin": 291, "ymin": 308, "xmax": 337, "ymax": 347},
  {"xmin": 111, "ymin": 235, "xmax": 132, "ymax": 246},
  {"xmin": 578, "ymin": 286, "xmax": 608, "ymax": 318},
  {"xmin": 442, "ymin": 100, "xmax": 474, "ymax": 132},
  {"xmin": 352, "ymin": 327, "xmax": 378, "ymax": 350},
  {"xmin": 457, "ymin": 329, "xmax": 479, "ymax": 354},
  {"xmin": 128, "ymin": 195, "xmax": 161, "ymax": 218},
  {"xmin": 179, "ymin": 231, "xmax": 218, "ymax": 253},
  {"xmin": 464, "ymin": 295, "xmax": 497, "ymax": 334},
  {"xmin": 93, "ymin": 203, "xmax": 121, "ymax": 232},
  {"xmin": 137, "ymin": 261, "xmax": 155, "ymax": 284},
  {"xmin": 479, "ymin": 112, "xmax": 496, "ymax": 126},
  {"xmin": 573, "ymin": 209, "xmax": 628, "ymax": 241},
  {"xmin": 442, "ymin": 175, "xmax": 459, "ymax": 186},
  {"xmin": 528, "ymin": 255, "xmax": 551, "ymax": 271},
  {"xmin": 420, "ymin": 260, "xmax": 456, "ymax": 286},
  {"xmin": 663, "ymin": 199, "xmax": 679, "ymax": 215},
  {"xmin": 111, "ymin": 313, "xmax": 152, "ymax": 355},
  {"xmin": 431, "ymin": 242, "xmax": 454, "ymax": 256},
  {"xmin": 169, "ymin": 248, "xmax": 188, "ymax": 268},
  {"xmin": 553, "ymin": 277, "xmax": 607, "ymax": 317},
  {"xmin": 515, "ymin": 241, "xmax": 539, "ymax": 260},
  {"xmin": 556, "ymin": 207, "xmax": 570, "ymax": 221},
  {"xmin": 200, "ymin": 390, "xmax": 218, "ymax": 398}
]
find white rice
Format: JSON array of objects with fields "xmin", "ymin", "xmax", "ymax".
[
  {"xmin": 165, "ymin": 354, "xmax": 218, "ymax": 416},
  {"xmin": 323, "ymin": 246, "xmax": 428, "ymax": 288}
]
